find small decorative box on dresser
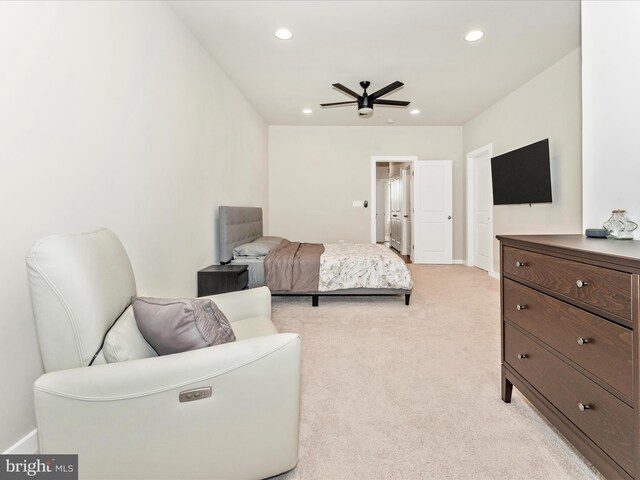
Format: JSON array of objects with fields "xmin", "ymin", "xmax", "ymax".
[
  {"xmin": 498, "ymin": 235, "xmax": 640, "ymax": 480},
  {"xmin": 197, "ymin": 264, "xmax": 248, "ymax": 296}
]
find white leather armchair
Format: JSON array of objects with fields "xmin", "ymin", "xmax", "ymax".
[{"xmin": 26, "ymin": 229, "xmax": 300, "ymax": 480}]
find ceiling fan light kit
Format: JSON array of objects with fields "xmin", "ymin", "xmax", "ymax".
[{"xmin": 320, "ymin": 80, "xmax": 410, "ymax": 117}]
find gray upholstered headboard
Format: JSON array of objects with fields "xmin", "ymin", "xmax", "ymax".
[{"xmin": 219, "ymin": 206, "xmax": 263, "ymax": 263}]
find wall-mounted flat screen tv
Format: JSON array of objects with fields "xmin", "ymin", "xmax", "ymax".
[{"xmin": 491, "ymin": 138, "xmax": 552, "ymax": 205}]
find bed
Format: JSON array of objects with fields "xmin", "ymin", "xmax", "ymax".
[{"xmin": 219, "ymin": 206, "xmax": 412, "ymax": 306}]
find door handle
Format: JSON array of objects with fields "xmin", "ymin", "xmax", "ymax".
[{"xmin": 447, "ymin": 216, "xmax": 452, "ymax": 220}]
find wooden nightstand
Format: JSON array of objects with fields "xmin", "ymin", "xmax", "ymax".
[{"xmin": 197, "ymin": 265, "xmax": 249, "ymax": 296}]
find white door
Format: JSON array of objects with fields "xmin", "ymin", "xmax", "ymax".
[
  {"xmin": 407, "ymin": 170, "xmax": 413, "ymax": 259},
  {"xmin": 390, "ymin": 175, "xmax": 402, "ymax": 251},
  {"xmin": 474, "ymin": 155, "xmax": 492, "ymax": 271},
  {"xmin": 401, "ymin": 168, "xmax": 411, "ymax": 255},
  {"xmin": 412, "ymin": 160, "xmax": 453, "ymax": 264},
  {"xmin": 384, "ymin": 180, "xmax": 391, "ymax": 241},
  {"xmin": 376, "ymin": 179, "xmax": 387, "ymax": 242}
]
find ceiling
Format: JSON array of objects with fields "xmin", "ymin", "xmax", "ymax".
[{"xmin": 169, "ymin": 1, "xmax": 580, "ymax": 126}]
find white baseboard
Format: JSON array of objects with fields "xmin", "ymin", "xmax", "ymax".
[
  {"xmin": 3, "ymin": 429, "xmax": 38, "ymax": 454},
  {"xmin": 453, "ymin": 259, "xmax": 464, "ymax": 264},
  {"xmin": 460, "ymin": 261, "xmax": 500, "ymax": 280}
]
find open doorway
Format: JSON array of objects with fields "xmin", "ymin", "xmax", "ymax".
[
  {"xmin": 371, "ymin": 156, "xmax": 417, "ymax": 263},
  {"xmin": 376, "ymin": 162, "xmax": 412, "ymax": 258}
]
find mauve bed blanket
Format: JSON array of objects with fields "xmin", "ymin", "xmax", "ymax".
[{"xmin": 264, "ymin": 239, "xmax": 325, "ymax": 293}]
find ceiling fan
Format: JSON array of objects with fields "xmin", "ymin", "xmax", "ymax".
[{"xmin": 320, "ymin": 81, "xmax": 410, "ymax": 116}]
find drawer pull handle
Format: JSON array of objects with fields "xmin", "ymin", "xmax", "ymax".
[
  {"xmin": 517, "ymin": 353, "xmax": 528, "ymax": 359},
  {"xmin": 577, "ymin": 337, "xmax": 590, "ymax": 346},
  {"xmin": 515, "ymin": 261, "xmax": 527, "ymax": 267},
  {"xmin": 578, "ymin": 403, "xmax": 591, "ymax": 412},
  {"xmin": 576, "ymin": 280, "xmax": 589, "ymax": 288},
  {"xmin": 516, "ymin": 304, "xmax": 527, "ymax": 311}
]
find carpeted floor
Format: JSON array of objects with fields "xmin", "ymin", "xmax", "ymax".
[{"xmin": 271, "ymin": 265, "xmax": 604, "ymax": 480}]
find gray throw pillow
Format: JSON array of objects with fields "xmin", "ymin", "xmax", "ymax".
[{"xmin": 131, "ymin": 297, "xmax": 236, "ymax": 356}]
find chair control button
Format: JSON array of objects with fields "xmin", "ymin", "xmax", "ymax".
[{"xmin": 180, "ymin": 387, "xmax": 212, "ymax": 403}]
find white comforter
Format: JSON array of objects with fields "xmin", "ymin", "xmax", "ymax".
[{"xmin": 318, "ymin": 243, "xmax": 413, "ymax": 292}]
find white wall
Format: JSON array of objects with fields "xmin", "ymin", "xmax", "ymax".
[
  {"xmin": 0, "ymin": 1, "xmax": 267, "ymax": 452},
  {"xmin": 582, "ymin": 1, "xmax": 640, "ymax": 236},
  {"xmin": 463, "ymin": 48, "xmax": 583, "ymax": 273},
  {"xmin": 268, "ymin": 126, "xmax": 464, "ymax": 259}
]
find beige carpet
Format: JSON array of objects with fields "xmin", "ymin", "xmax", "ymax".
[{"xmin": 271, "ymin": 265, "xmax": 604, "ymax": 480}]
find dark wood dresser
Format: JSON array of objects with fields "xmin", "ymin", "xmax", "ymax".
[{"xmin": 498, "ymin": 235, "xmax": 640, "ymax": 480}]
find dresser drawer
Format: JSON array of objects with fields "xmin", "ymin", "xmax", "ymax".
[
  {"xmin": 504, "ymin": 279, "xmax": 633, "ymax": 398},
  {"xmin": 504, "ymin": 323, "xmax": 634, "ymax": 473},
  {"xmin": 503, "ymin": 246, "xmax": 632, "ymax": 320}
]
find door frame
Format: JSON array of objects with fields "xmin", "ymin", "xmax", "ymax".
[
  {"xmin": 370, "ymin": 156, "xmax": 418, "ymax": 243},
  {"xmin": 465, "ymin": 143, "xmax": 496, "ymax": 278}
]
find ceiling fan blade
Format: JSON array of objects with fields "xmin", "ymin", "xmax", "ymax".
[
  {"xmin": 370, "ymin": 81, "xmax": 404, "ymax": 100},
  {"xmin": 320, "ymin": 101, "xmax": 357, "ymax": 107},
  {"xmin": 374, "ymin": 99, "xmax": 410, "ymax": 107},
  {"xmin": 332, "ymin": 83, "xmax": 361, "ymax": 99}
]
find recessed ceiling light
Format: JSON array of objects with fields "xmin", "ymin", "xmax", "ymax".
[
  {"xmin": 274, "ymin": 28, "xmax": 293, "ymax": 40},
  {"xmin": 464, "ymin": 30, "xmax": 484, "ymax": 42},
  {"xmin": 387, "ymin": 118, "xmax": 395, "ymax": 124},
  {"xmin": 302, "ymin": 108, "xmax": 312, "ymax": 114},
  {"xmin": 410, "ymin": 109, "xmax": 420, "ymax": 115}
]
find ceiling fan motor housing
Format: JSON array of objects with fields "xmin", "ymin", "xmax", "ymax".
[{"xmin": 358, "ymin": 96, "xmax": 373, "ymax": 114}]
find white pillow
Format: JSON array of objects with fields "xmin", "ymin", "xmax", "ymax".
[
  {"xmin": 103, "ymin": 305, "xmax": 158, "ymax": 363},
  {"xmin": 233, "ymin": 237, "xmax": 283, "ymax": 257}
]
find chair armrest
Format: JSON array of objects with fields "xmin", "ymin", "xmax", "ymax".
[
  {"xmin": 205, "ymin": 286, "xmax": 271, "ymax": 323},
  {"xmin": 35, "ymin": 333, "xmax": 300, "ymax": 480}
]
